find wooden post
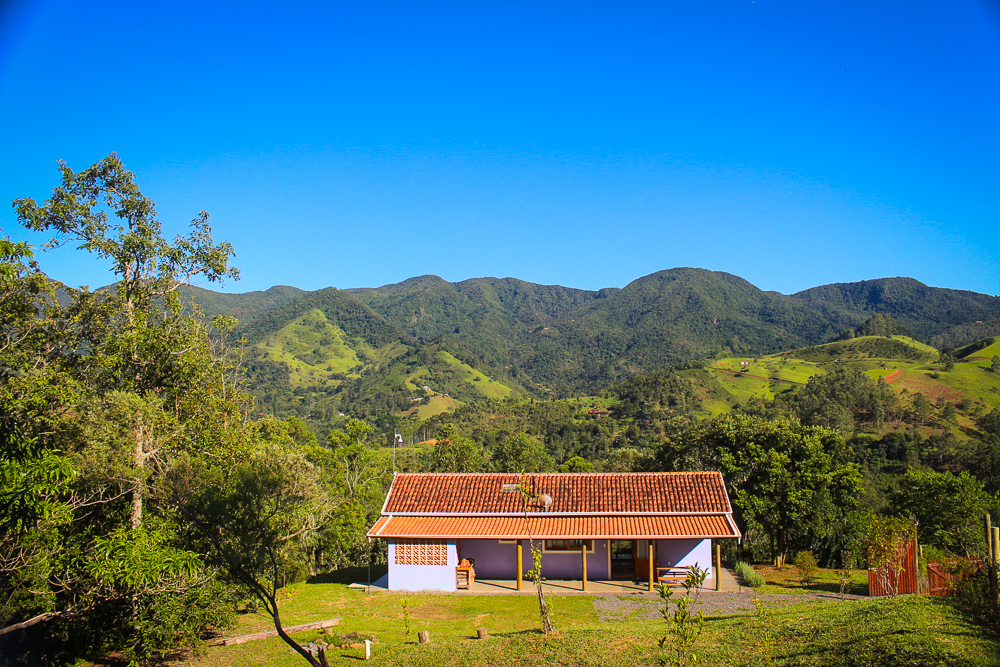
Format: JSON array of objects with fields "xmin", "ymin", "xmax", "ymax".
[
  {"xmin": 993, "ymin": 526, "xmax": 1000, "ymax": 605},
  {"xmin": 517, "ymin": 542, "xmax": 523, "ymax": 591},
  {"xmin": 715, "ymin": 542, "xmax": 722, "ymax": 591},
  {"xmin": 418, "ymin": 630, "xmax": 430, "ymax": 645},
  {"xmin": 648, "ymin": 539, "xmax": 655, "ymax": 592},
  {"xmin": 988, "ymin": 516, "xmax": 998, "ymax": 600},
  {"xmin": 987, "ymin": 514, "xmax": 994, "ymax": 560},
  {"xmin": 581, "ymin": 542, "xmax": 588, "ymax": 592},
  {"xmin": 477, "ymin": 627, "xmax": 489, "ymax": 639},
  {"xmin": 318, "ymin": 646, "xmax": 330, "ymax": 667}
]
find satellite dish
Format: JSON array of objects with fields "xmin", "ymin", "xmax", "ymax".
[{"xmin": 538, "ymin": 494, "xmax": 553, "ymax": 509}]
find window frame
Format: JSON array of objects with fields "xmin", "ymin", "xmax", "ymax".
[{"xmin": 542, "ymin": 539, "xmax": 595, "ymax": 553}]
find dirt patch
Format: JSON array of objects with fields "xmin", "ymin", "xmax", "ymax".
[
  {"xmin": 883, "ymin": 369, "xmax": 903, "ymax": 382},
  {"xmin": 889, "ymin": 371, "xmax": 964, "ymax": 402},
  {"xmin": 410, "ymin": 603, "xmax": 469, "ymax": 620}
]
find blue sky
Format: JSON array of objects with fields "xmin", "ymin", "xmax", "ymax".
[{"xmin": 1, "ymin": 0, "xmax": 998, "ymax": 296}]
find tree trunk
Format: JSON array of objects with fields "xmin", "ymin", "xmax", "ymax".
[
  {"xmin": 131, "ymin": 426, "xmax": 144, "ymax": 530},
  {"xmin": 272, "ymin": 605, "xmax": 322, "ymax": 667}
]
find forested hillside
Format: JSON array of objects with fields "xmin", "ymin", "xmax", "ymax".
[{"xmin": 187, "ymin": 269, "xmax": 1000, "ymax": 421}]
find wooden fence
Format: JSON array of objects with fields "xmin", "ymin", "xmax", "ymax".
[
  {"xmin": 868, "ymin": 538, "xmax": 917, "ymax": 596},
  {"xmin": 927, "ymin": 562, "xmax": 954, "ymax": 596}
]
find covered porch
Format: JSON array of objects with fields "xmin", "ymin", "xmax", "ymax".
[{"xmin": 464, "ymin": 566, "xmax": 742, "ymax": 594}]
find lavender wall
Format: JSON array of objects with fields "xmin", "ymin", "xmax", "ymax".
[
  {"xmin": 656, "ymin": 538, "xmax": 714, "ymax": 583},
  {"xmin": 387, "ymin": 539, "xmax": 459, "ymax": 591},
  {"xmin": 460, "ymin": 539, "xmax": 611, "ymax": 580}
]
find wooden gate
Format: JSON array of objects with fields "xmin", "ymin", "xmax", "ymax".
[
  {"xmin": 926, "ymin": 562, "xmax": 954, "ymax": 596},
  {"xmin": 868, "ymin": 539, "xmax": 917, "ymax": 596}
]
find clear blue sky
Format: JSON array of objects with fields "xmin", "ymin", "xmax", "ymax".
[{"xmin": 2, "ymin": 0, "xmax": 998, "ymax": 296}]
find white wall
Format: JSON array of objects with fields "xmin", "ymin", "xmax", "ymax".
[
  {"xmin": 656, "ymin": 538, "xmax": 714, "ymax": 583},
  {"xmin": 387, "ymin": 539, "xmax": 459, "ymax": 591}
]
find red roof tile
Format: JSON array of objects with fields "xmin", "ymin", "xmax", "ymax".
[
  {"xmin": 367, "ymin": 514, "xmax": 739, "ymax": 539},
  {"xmin": 382, "ymin": 472, "xmax": 732, "ymax": 514}
]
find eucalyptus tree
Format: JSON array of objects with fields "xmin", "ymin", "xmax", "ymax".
[{"xmin": 1, "ymin": 154, "xmax": 245, "ymax": 663}]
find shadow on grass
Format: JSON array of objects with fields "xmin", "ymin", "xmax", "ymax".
[{"xmin": 307, "ymin": 565, "xmax": 388, "ymax": 585}]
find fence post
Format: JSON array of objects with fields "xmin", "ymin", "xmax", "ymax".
[{"xmin": 992, "ymin": 526, "xmax": 1000, "ymax": 608}]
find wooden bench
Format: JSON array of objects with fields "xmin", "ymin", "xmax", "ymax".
[
  {"xmin": 656, "ymin": 567, "xmax": 691, "ymax": 587},
  {"xmin": 456, "ymin": 566, "xmax": 475, "ymax": 589}
]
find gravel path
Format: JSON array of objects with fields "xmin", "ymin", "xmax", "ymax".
[{"xmin": 594, "ymin": 590, "xmax": 867, "ymax": 622}]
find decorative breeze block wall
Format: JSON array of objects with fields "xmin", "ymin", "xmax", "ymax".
[{"xmin": 395, "ymin": 538, "xmax": 448, "ymax": 566}]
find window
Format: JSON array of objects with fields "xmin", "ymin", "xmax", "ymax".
[
  {"xmin": 543, "ymin": 539, "xmax": 594, "ymax": 552},
  {"xmin": 395, "ymin": 538, "xmax": 448, "ymax": 565}
]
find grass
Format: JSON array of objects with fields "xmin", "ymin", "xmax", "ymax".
[
  {"xmin": 962, "ymin": 340, "xmax": 1000, "ymax": 362},
  {"xmin": 180, "ymin": 573, "xmax": 1000, "ymax": 667},
  {"xmin": 401, "ymin": 394, "xmax": 463, "ymax": 419},
  {"xmin": 754, "ymin": 565, "xmax": 869, "ymax": 597}
]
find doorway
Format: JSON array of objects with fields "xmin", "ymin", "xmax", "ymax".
[{"xmin": 610, "ymin": 540, "xmax": 635, "ymax": 578}]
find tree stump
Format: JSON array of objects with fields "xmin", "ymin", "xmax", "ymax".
[
  {"xmin": 418, "ymin": 630, "xmax": 430, "ymax": 645},
  {"xmin": 476, "ymin": 627, "xmax": 488, "ymax": 640}
]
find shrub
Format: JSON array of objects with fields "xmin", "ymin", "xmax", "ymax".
[
  {"xmin": 735, "ymin": 561, "xmax": 765, "ymax": 588},
  {"xmin": 795, "ymin": 550, "xmax": 819, "ymax": 586}
]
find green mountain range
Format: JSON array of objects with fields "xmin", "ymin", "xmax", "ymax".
[{"xmin": 180, "ymin": 269, "xmax": 1000, "ymax": 422}]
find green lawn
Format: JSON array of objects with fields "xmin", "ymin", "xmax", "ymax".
[{"xmin": 184, "ymin": 574, "xmax": 1000, "ymax": 667}]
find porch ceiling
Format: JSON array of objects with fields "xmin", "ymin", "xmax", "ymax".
[{"xmin": 367, "ymin": 513, "xmax": 740, "ymax": 539}]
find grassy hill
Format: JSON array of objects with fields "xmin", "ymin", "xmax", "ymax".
[
  {"xmin": 698, "ymin": 334, "xmax": 1000, "ymax": 425},
  {"xmin": 184, "ymin": 270, "xmax": 1000, "ymax": 422}
]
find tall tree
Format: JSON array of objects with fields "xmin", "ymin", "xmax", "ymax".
[
  {"xmin": 673, "ymin": 414, "xmax": 863, "ymax": 565},
  {"xmin": 1, "ymin": 155, "xmax": 245, "ymax": 663}
]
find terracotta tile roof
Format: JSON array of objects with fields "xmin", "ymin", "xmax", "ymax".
[
  {"xmin": 367, "ymin": 514, "xmax": 739, "ymax": 539},
  {"xmin": 381, "ymin": 472, "xmax": 732, "ymax": 514}
]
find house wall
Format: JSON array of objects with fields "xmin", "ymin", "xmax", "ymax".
[
  {"xmin": 656, "ymin": 538, "xmax": 714, "ymax": 582},
  {"xmin": 386, "ymin": 537, "xmax": 715, "ymax": 588},
  {"xmin": 387, "ymin": 539, "xmax": 459, "ymax": 591},
  {"xmin": 459, "ymin": 539, "xmax": 611, "ymax": 580}
]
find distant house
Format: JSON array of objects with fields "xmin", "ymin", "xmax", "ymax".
[
  {"xmin": 367, "ymin": 472, "xmax": 740, "ymax": 592},
  {"xmin": 587, "ymin": 409, "xmax": 611, "ymax": 418}
]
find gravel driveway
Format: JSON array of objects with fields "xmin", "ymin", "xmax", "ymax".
[{"xmin": 594, "ymin": 589, "xmax": 867, "ymax": 622}]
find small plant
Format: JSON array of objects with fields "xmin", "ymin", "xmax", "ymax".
[
  {"xmin": 794, "ymin": 550, "xmax": 818, "ymax": 587},
  {"xmin": 401, "ymin": 597, "xmax": 410, "ymax": 636},
  {"xmin": 657, "ymin": 563, "xmax": 709, "ymax": 667},
  {"xmin": 735, "ymin": 561, "xmax": 765, "ymax": 589},
  {"xmin": 836, "ymin": 550, "xmax": 855, "ymax": 600}
]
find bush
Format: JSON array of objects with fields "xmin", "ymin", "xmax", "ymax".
[
  {"xmin": 735, "ymin": 561, "xmax": 765, "ymax": 588},
  {"xmin": 795, "ymin": 550, "xmax": 819, "ymax": 586},
  {"xmin": 952, "ymin": 561, "xmax": 1000, "ymax": 626}
]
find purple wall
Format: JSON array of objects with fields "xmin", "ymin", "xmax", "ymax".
[{"xmin": 459, "ymin": 539, "xmax": 612, "ymax": 579}]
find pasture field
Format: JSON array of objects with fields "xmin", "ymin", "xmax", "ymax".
[
  {"xmin": 256, "ymin": 309, "xmax": 410, "ymax": 388},
  {"xmin": 184, "ymin": 572, "xmax": 999, "ymax": 667},
  {"xmin": 932, "ymin": 365, "xmax": 1000, "ymax": 410},
  {"xmin": 400, "ymin": 394, "xmax": 463, "ymax": 419},
  {"xmin": 961, "ymin": 340, "xmax": 1000, "ymax": 370}
]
